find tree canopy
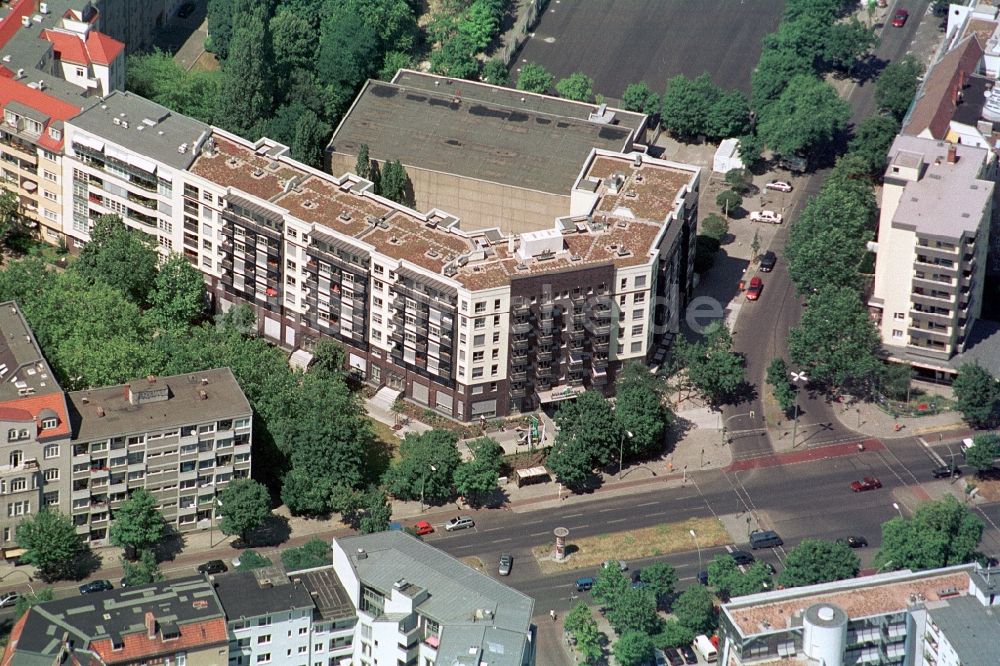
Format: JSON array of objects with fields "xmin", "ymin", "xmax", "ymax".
[
  {"xmin": 875, "ymin": 496, "xmax": 984, "ymax": 571},
  {"xmin": 556, "ymin": 72, "xmax": 595, "ymax": 102},
  {"xmin": 281, "ymin": 538, "xmax": 331, "ymax": 571},
  {"xmin": 778, "ymin": 539, "xmax": 860, "ymax": 587},
  {"xmin": 676, "ymin": 322, "xmax": 746, "ymax": 406},
  {"xmin": 218, "ymin": 478, "xmax": 272, "ymax": 543},
  {"xmin": 16, "ymin": 509, "xmax": 85, "ymax": 582},
  {"xmin": 965, "ymin": 434, "xmax": 999, "ymax": 476},
  {"xmin": 76, "ymin": 215, "xmax": 159, "ymax": 306},
  {"xmin": 756, "ymin": 75, "xmax": 850, "ymax": 158},
  {"xmin": 952, "ymin": 364, "xmax": 998, "ymax": 428},
  {"xmin": 516, "ymin": 63, "xmax": 554, "ymax": 94},
  {"xmin": 109, "ymin": 489, "xmax": 166, "ymax": 558},
  {"xmin": 547, "ymin": 391, "xmax": 617, "ymax": 489},
  {"xmin": 876, "ymin": 55, "xmax": 924, "ymax": 121},
  {"xmin": 383, "ymin": 429, "xmax": 462, "ymax": 503}
]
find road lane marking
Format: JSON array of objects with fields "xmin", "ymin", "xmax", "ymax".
[
  {"xmin": 494, "ymin": 537, "xmax": 512, "ymax": 543},
  {"xmin": 530, "ymin": 531, "xmax": 548, "ymax": 537},
  {"xmin": 607, "ymin": 518, "xmax": 627, "ymax": 524},
  {"xmin": 563, "ymin": 513, "xmax": 583, "ymax": 518},
  {"xmin": 635, "ymin": 501, "xmax": 658, "ymax": 508}
]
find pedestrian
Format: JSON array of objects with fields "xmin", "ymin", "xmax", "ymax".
[{"xmin": 550, "ymin": 609, "xmax": 556, "ymax": 621}]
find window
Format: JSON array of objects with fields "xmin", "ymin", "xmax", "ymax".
[
  {"xmin": 43, "ymin": 209, "xmax": 58, "ymax": 222},
  {"xmin": 43, "ymin": 444, "xmax": 59, "ymax": 459},
  {"xmin": 24, "ymin": 119, "xmax": 41, "ymax": 135},
  {"xmin": 43, "ymin": 491, "xmax": 58, "ymax": 506},
  {"xmin": 257, "ymin": 635, "xmax": 271, "ymax": 644},
  {"xmin": 635, "ymin": 275, "xmax": 646, "ymax": 288},
  {"xmin": 474, "ymin": 301, "xmax": 486, "ymax": 313},
  {"xmin": 894, "ymin": 312, "xmax": 905, "ymax": 320},
  {"xmin": 494, "ymin": 299, "xmax": 501, "ymax": 310},
  {"xmin": 630, "ymin": 341, "xmax": 643, "ymax": 353},
  {"xmin": 298, "ymin": 627, "xmax": 308, "ymax": 635},
  {"xmin": 473, "ymin": 334, "xmax": 485, "ymax": 346},
  {"xmin": 10, "ymin": 478, "xmax": 25, "ymax": 492},
  {"xmin": 42, "ymin": 169, "xmax": 57, "ymax": 183},
  {"xmin": 42, "ymin": 190, "xmax": 57, "ymax": 202},
  {"xmin": 43, "ymin": 468, "xmax": 59, "ymax": 482},
  {"xmin": 256, "ymin": 655, "xmax": 270, "ymax": 664},
  {"xmin": 491, "ymin": 364, "xmax": 498, "ymax": 376},
  {"xmin": 632, "ymin": 309, "xmax": 644, "ymax": 320},
  {"xmin": 41, "ymin": 150, "xmax": 56, "ymax": 162},
  {"xmin": 892, "ymin": 329, "xmax": 904, "ymax": 340},
  {"xmin": 75, "ymin": 66, "xmax": 85, "ymax": 77},
  {"xmin": 633, "ymin": 293, "xmax": 645, "ymax": 303},
  {"xmin": 472, "ymin": 367, "xmax": 483, "ymax": 378},
  {"xmin": 3, "ymin": 110, "xmax": 18, "ymax": 127},
  {"xmin": 472, "ymin": 351, "xmax": 484, "ymax": 362},
  {"xmin": 631, "ymin": 324, "xmax": 643, "ymax": 336},
  {"xmin": 7, "ymin": 500, "xmax": 28, "ymax": 516},
  {"xmin": 493, "ymin": 331, "xmax": 500, "ymax": 343},
  {"xmin": 41, "ymin": 417, "xmax": 58, "ymax": 430},
  {"xmin": 620, "ymin": 278, "xmax": 627, "ymax": 289}
]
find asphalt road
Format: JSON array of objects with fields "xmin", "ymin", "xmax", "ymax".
[
  {"xmin": 722, "ymin": 0, "xmax": 932, "ymax": 462},
  {"xmin": 512, "ymin": 0, "xmax": 784, "ymax": 98}
]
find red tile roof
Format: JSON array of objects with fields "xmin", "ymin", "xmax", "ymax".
[
  {"xmin": 0, "ymin": 76, "xmax": 81, "ymax": 151},
  {"xmin": 0, "ymin": 612, "xmax": 28, "ymax": 666},
  {"xmin": 85, "ymin": 31, "xmax": 123, "ymax": 66},
  {"xmin": 903, "ymin": 36, "xmax": 984, "ymax": 139},
  {"xmin": 0, "ymin": 392, "xmax": 71, "ymax": 440},
  {"xmin": 42, "ymin": 29, "xmax": 89, "ymax": 65},
  {"xmin": 89, "ymin": 617, "xmax": 228, "ymax": 664}
]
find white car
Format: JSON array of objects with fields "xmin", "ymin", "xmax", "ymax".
[
  {"xmin": 750, "ymin": 210, "xmax": 783, "ymax": 224},
  {"xmin": 445, "ymin": 516, "xmax": 475, "ymax": 531},
  {"xmin": 765, "ymin": 180, "xmax": 793, "ymax": 192},
  {"xmin": 0, "ymin": 592, "xmax": 19, "ymax": 608},
  {"xmin": 602, "ymin": 559, "xmax": 628, "ymax": 572}
]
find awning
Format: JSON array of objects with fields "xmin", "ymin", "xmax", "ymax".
[
  {"xmin": 126, "ymin": 153, "xmax": 157, "ymax": 175},
  {"xmin": 104, "ymin": 144, "xmax": 131, "ymax": 163},
  {"xmin": 515, "ymin": 466, "xmax": 549, "ymax": 481},
  {"xmin": 289, "ymin": 349, "xmax": 313, "ymax": 371},
  {"xmin": 2, "ymin": 547, "xmax": 26, "ymax": 559},
  {"xmin": 73, "ymin": 134, "xmax": 104, "ymax": 152},
  {"xmin": 537, "ymin": 386, "xmax": 585, "ymax": 404}
]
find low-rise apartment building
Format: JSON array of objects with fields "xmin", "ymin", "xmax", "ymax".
[
  {"xmin": 719, "ymin": 563, "xmax": 1000, "ymax": 666},
  {"xmin": 59, "ymin": 88, "xmax": 699, "ymax": 421},
  {"xmin": 869, "ymin": 136, "xmax": 995, "ymax": 373},
  {"xmin": 65, "ymin": 368, "xmax": 252, "ymax": 543},
  {"xmin": 2, "ymin": 576, "xmax": 230, "ymax": 665}
]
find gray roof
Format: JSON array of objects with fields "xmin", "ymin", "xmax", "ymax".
[
  {"xmin": 338, "ymin": 531, "xmax": 534, "ymax": 666},
  {"xmin": 214, "ymin": 567, "xmax": 316, "ymax": 620},
  {"xmin": 888, "ymin": 136, "xmax": 994, "ymax": 239},
  {"xmin": 0, "ymin": 301, "xmax": 62, "ymax": 400},
  {"xmin": 68, "ymin": 90, "xmax": 211, "ymax": 170},
  {"xmin": 14, "ymin": 576, "xmax": 225, "ymax": 660},
  {"xmin": 67, "ymin": 367, "xmax": 251, "ymax": 442},
  {"xmin": 296, "ymin": 567, "xmax": 357, "ymax": 621},
  {"xmin": 327, "ymin": 70, "xmax": 647, "ymax": 196},
  {"xmin": 927, "ymin": 595, "xmax": 1000, "ymax": 665}
]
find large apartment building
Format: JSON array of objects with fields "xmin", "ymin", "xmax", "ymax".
[
  {"xmin": 58, "ymin": 86, "xmax": 699, "ymax": 421},
  {"xmin": 718, "ymin": 562, "xmax": 1000, "ymax": 666},
  {"xmin": 869, "ymin": 136, "xmax": 995, "ymax": 373}
]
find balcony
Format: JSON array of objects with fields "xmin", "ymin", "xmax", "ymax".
[
  {"xmin": 510, "ymin": 386, "xmax": 527, "ymax": 399},
  {"xmin": 512, "ymin": 321, "xmax": 532, "ymax": 335},
  {"xmin": 512, "ymin": 338, "xmax": 529, "ymax": 351},
  {"xmin": 593, "ymin": 324, "xmax": 611, "ymax": 336},
  {"xmin": 537, "ymin": 348, "xmax": 553, "ymax": 361},
  {"xmin": 511, "ymin": 370, "xmax": 527, "ymax": 382}
]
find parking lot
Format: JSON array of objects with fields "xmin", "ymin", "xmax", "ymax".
[{"xmin": 512, "ymin": 0, "xmax": 785, "ymax": 100}]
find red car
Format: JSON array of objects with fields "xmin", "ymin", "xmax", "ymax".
[
  {"xmin": 851, "ymin": 476, "xmax": 882, "ymax": 492},
  {"xmin": 746, "ymin": 276, "xmax": 763, "ymax": 301},
  {"xmin": 891, "ymin": 8, "xmax": 908, "ymax": 27},
  {"xmin": 414, "ymin": 520, "xmax": 434, "ymax": 536}
]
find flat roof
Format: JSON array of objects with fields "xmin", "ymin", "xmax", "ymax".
[
  {"xmin": 69, "ymin": 91, "xmax": 211, "ymax": 171},
  {"xmin": 213, "ymin": 568, "xmax": 316, "ymax": 620},
  {"xmin": 888, "ymin": 136, "xmax": 993, "ymax": 238},
  {"xmin": 66, "ymin": 367, "xmax": 251, "ymax": 442},
  {"xmin": 296, "ymin": 567, "xmax": 356, "ymax": 621},
  {"xmin": 928, "ymin": 595, "xmax": 1000, "ymax": 665},
  {"xmin": 724, "ymin": 566, "xmax": 974, "ymax": 637},
  {"xmin": 326, "ymin": 70, "xmax": 646, "ymax": 196}
]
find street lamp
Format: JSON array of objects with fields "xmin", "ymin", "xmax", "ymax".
[
  {"xmin": 892, "ymin": 502, "xmax": 904, "ymax": 519},
  {"xmin": 420, "ymin": 464, "xmax": 437, "ymax": 512},
  {"xmin": 689, "ymin": 529, "xmax": 702, "ymax": 571},
  {"xmin": 209, "ymin": 495, "xmax": 223, "ymax": 548},
  {"xmin": 790, "ymin": 370, "xmax": 808, "ymax": 448},
  {"xmin": 0, "ymin": 570, "xmax": 34, "ymax": 596},
  {"xmin": 619, "ymin": 431, "xmax": 634, "ymax": 480}
]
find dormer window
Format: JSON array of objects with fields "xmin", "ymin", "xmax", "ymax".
[
  {"xmin": 41, "ymin": 418, "xmax": 57, "ymax": 430},
  {"xmin": 24, "ymin": 119, "xmax": 42, "ymax": 136},
  {"xmin": 48, "ymin": 127, "xmax": 61, "ymax": 141},
  {"xmin": 3, "ymin": 110, "xmax": 19, "ymax": 128}
]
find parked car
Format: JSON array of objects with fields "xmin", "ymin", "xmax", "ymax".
[
  {"xmin": 445, "ymin": 516, "xmax": 475, "ymax": 531},
  {"xmin": 961, "ymin": 438, "xmax": 976, "ymax": 458},
  {"xmin": 731, "ymin": 550, "xmax": 755, "ymax": 566},
  {"xmin": 746, "ymin": 276, "xmax": 763, "ymax": 301},
  {"xmin": 840, "ymin": 535, "xmax": 869, "ymax": 548},
  {"xmin": 602, "ymin": 559, "xmax": 627, "ymax": 572},
  {"xmin": 750, "ymin": 210, "xmax": 783, "ymax": 224},
  {"xmin": 679, "ymin": 644, "xmax": 699, "ymax": 665},
  {"xmin": 79, "ymin": 580, "xmax": 113, "ymax": 595},
  {"xmin": 0, "ymin": 592, "xmax": 19, "ymax": 608},
  {"xmin": 414, "ymin": 520, "xmax": 435, "ymax": 536},
  {"xmin": 758, "ymin": 250, "xmax": 777, "ymax": 272},
  {"xmin": 891, "ymin": 8, "xmax": 909, "ymax": 26},
  {"xmin": 765, "ymin": 180, "xmax": 793, "ymax": 192},
  {"xmin": 177, "ymin": 2, "xmax": 195, "ymax": 17},
  {"xmin": 197, "ymin": 559, "xmax": 228, "ymax": 575},
  {"xmin": 575, "ymin": 576, "xmax": 594, "ymax": 592},
  {"xmin": 631, "ymin": 569, "xmax": 646, "ymax": 589},
  {"xmin": 498, "ymin": 553, "xmax": 513, "ymax": 576},
  {"xmin": 697, "ymin": 570, "xmax": 709, "ymax": 585},
  {"xmin": 851, "ymin": 476, "xmax": 882, "ymax": 492},
  {"xmin": 663, "ymin": 647, "xmax": 684, "ymax": 666},
  {"xmin": 932, "ymin": 465, "xmax": 962, "ymax": 479}
]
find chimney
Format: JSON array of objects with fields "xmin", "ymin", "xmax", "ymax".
[
  {"xmin": 145, "ymin": 612, "xmax": 156, "ymax": 639},
  {"xmin": 198, "ymin": 389, "xmax": 207, "ymax": 400},
  {"xmin": 947, "ymin": 144, "xmax": 958, "ymax": 164},
  {"xmin": 96, "ymin": 406, "xmax": 105, "ymax": 417}
]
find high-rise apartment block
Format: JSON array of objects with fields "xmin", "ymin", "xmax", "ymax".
[
  {"xmin": 719, "ymin": 562, "xmax": 1000, "ymax": 666},
  {"xmin": 869, "ymin": 136, "xmax": 995, "ymax": 369}
]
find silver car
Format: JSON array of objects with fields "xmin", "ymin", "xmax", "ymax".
[
  {"xmin": 445, "ymin": 516, "xmax": 475, "ymax": 531},
  {"xmin": 498, "ymin": 553, "xmax": 513, "ymax": 576}
]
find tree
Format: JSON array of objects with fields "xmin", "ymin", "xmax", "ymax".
[
  {"xmin": 661, "ymin": 73, "xmax": 718, "ymax": 139},
  {"xmin": 516, "ymin": 63, "xmax": 554, "ymax": 94},
  {"xmin": 342, "ymin": 0, "xmax": 418, "ymax": 55},
  {"xmin": 481, "ymin": 58, "xmax": 508, "ymax": 85},
  {"xmin": 640, "ymin": 561, "xmax": 677, "ymax": 605},
  {"xmin": 965, "ymin": 434, "xmax": 999, "ymax": 476},
  {"xmin": 556, "ymin": 72, "xmax": 595, "ymax": 102},
  {"xmin": 216, "ymin": 6, "xmax": 274, "ymax": 137},
  {"xmin": 0, "ymin": 189, "xmax": 23, "ymax": 246},
  {"xmin": 707, "ymin": 554, "xmax": 744, "ymax": 600},
  {"xmin": 291, "ymin": 109, "xmax": 329, "ymax": 169},
  {"xmin": 700, "ymin": 214, "xmax": 729, "ymax": 241},
  {"xmin": 614, "ymin": 362, "xmax": 671, "ymax": 460},
  {"xmin": 16, "ymin": 508, "xmax": 83, "ymax": 582},
  {"xmin": 218, "ymin": 478, "xmax": 272, "ymax": 544},
  {"xmin": 750, "ymin": 230, "xmax": 761, "ymax": 260},
  {"xmin": 766, "ymin": 357, "xmax": 797, "ymax": 413},
  {"xmin": 787, "ymin": 224, "xmax": 867, "ymax": 294},
  {"xmin": 724, "ymin": 168, "xmax": 752, "ymax": 194},
  {"xmin": 547, "ymin": 391, "xmax": 618, "ymax": 489},
  {"xmin": 672, "ymin": 584, "xmax": 716, "ymax": 634},
  {"xmin": 656, "ymin": 619, "xmax": 695, "ymax": 649},
  {"xmin": 270, "ymin": 9, "xmax": 318, "ymax": 78},
  {"xmin": 454, "ymin": 437, "xmax": 503, "ymax": 505},
  {"xmin": 206, "ymin": 0, "xmax": 235, "ymax": 59},
  {"xmin": 824, "ymin": 18, "xmax": 878, "ymax": 71},
  {"xmin": 875, "ymin": 495, "xmax": 984, "ymax": 571},
  {"xmin": 109, "ymin": 489, "xmax": 165, "ymax": 559},
  {"xmin": 282, "ymin": 539, "xmax": 330, "ymax": 571},
  {"xmin": 76, "ymin": 215, "xmax": 159, "ymax": 306},
  {"xmin": 751, "ymin": 47, "xmax": 815, "ymax": 111},
  {"xmin": 13, "ymin": 588, "xmax": 54, "ymax": 619},
  {"xmin": 953, "ymin": 363, "xmax": 999, "ymax": 428},
  {"xmin": 315, "ymin": 9, "xmax": 378, "ymax": 121},
  {"xmin": 876, "ymin": 55, "xmax": 923, "ymax": 121},
  {"xmin": 236, "ymin": 549, "xmax": 272, "ymax": 571},
  {"xmin": 121, "ymin": 549, "xmax": 163, "ymax": 586},
  {"xmin": 848, "ymin": 115, "xmax": 900, "ymax": 176},
  {"xmin": 882, "ymin": 363, "xmax": 914, "ymax": 402},
  {"xmin": 383, "ymin": 429, "xmax": 462, "ymax": 503},
  {"xmin": 355, "ymin": 144, "xmax": 371, "ymax": 180},
  {"xmin": 127, "ymin": 51, "xmax": 222, "ymax": 125},
  {"xmin": 757, "ymin": 75, "xmax": 850, "ymax": 159},
  {"xmin": 358, "ymin": 487, "xmax": 392, "ymax": 534},
  {"xmin": 762, "ymin": 15, "xmax": 831, "ymax": 67},
  {"xmin": 621, "ymin": 82, "xmax": 660, "ymax": 115},
  {"xmin": 715, "ymin": 190, "xmax": 742, "ymax": 217},
  {"xmin": 429, "ymin": 32, "xmax": 479, "ymax": 79},
  {"xmin": 707, "ymin": 90, "xmax": 751, "ymax": 139},
  {"xmin": 545, "ymin": 436, "xmax": 595, "ymax": 490},
  {"xmin": 565, "ymin": 602, "xmax": 603, "ymax": 664},
  {"xmin": 614, "ymin": 631, "xmax": 655, "ymax": 666},
  {"xmin": 788, "ymin": 286, "xmax": 883, "ymax": 395},
  {"xmin": 148, "ymin": 255, "xmax": 207, "ymax": 330},
  {"xmin": 605, "ymin": 587, "xmax": 660, "ymax": 635},
  {"xmin": 676, "ymin": 323, "xmax": 746, "ymax": 406},
  {"xmin": 778, "ymin": 539, "xmax": 860, "ymax": 588},
  {"xmin": 734, "ymin": 561, "xmax": 774, "ymax": 596},
  {"xmin": 379, "ymin": 50, "xmax": 413, "ymax": 81},
  {"xmin": 457, "ymin": 0, "xmax": 501, "ymax": 50},
  {"xmin": 379, "ymin": 159, "xmax": 410, "ymax": 205},
  {"xmin": 592, "ymin": 563, "xmax": 630, "ymax": 607}
]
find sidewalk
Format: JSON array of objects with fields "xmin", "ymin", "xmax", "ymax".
[{"xmin": 830, "ymin": 399, "xmax": 968, "ymax": 440}]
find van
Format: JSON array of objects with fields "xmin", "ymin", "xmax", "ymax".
[
  {"xmin": 694, "ymin": 635, "xmax": 717, "ymax": 663},
  {"xmin": 575, "ymin": 577, "xmax": 594, "ymax": 592},
  {"xmin": 749, "ymin": 530, "xmax": 783, "ymax": 550},
  {"xmin": 961, "ymin": 438, "xmax": 975, "ymax": 458}
]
